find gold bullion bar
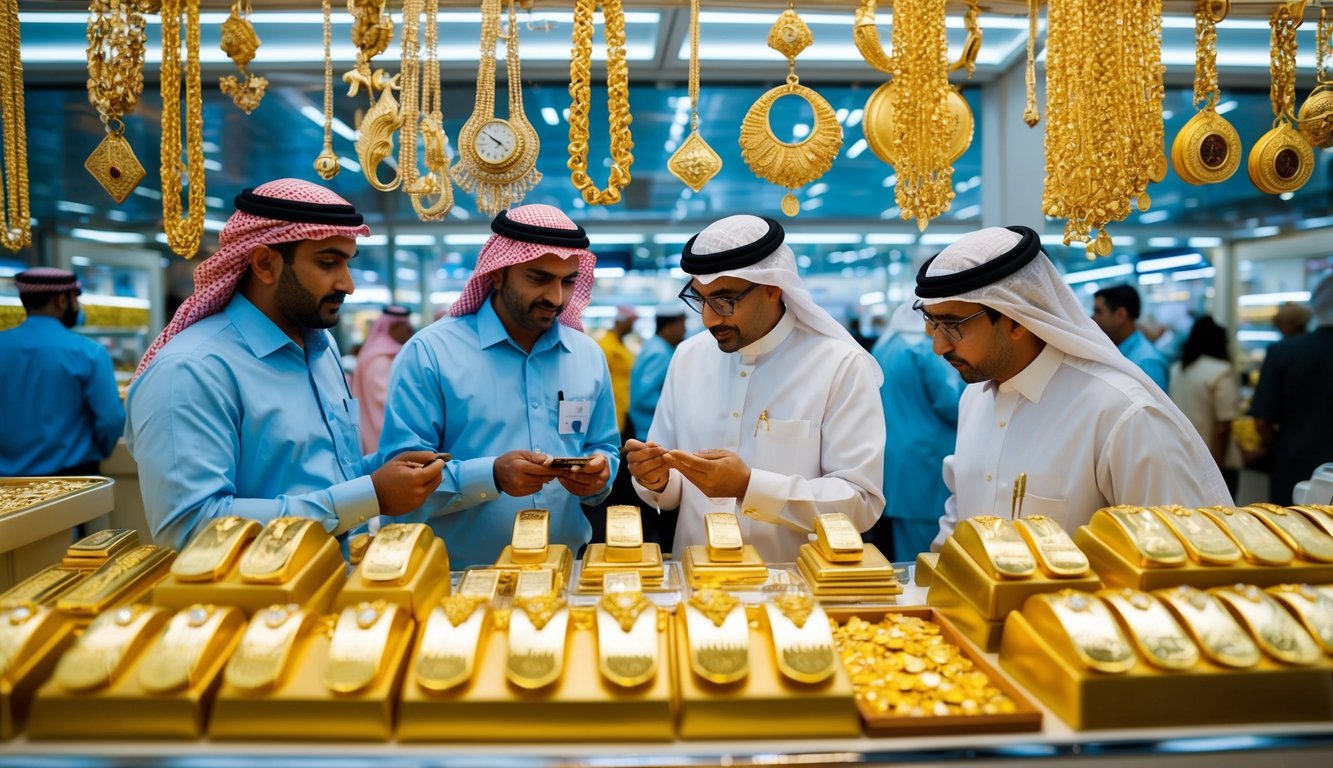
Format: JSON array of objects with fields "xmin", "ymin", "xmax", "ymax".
[
  {"xmin": 224, "ymin": 603, "xmax": 314, "ymax": 692},
  {"xmin": 798, "ymin": 543, "xmax": 895, "ymax": 580},
  {"xmin": 1291, "ymin": 505, "xmax": 1333, "ymax": 539},
  {"xmin": 65, "ymin": 528, "xmax": 138, "ymax": 561},
  {"xmin": 955, "ymin": 515, "xmax": 1037, "ymax": 579},
  {"xmin": 324, "ymin": 601, "xmax": 404, "ymax": 694},
  {"xmin": 56, "ymin": 545, "xmax": 176, "ymax": 615},
  {"xmin": 170, "ymin": 517, "xmax": 262, "ymax": 582},
  {"xmin": 139, "ymin": 604, "xmax": 244, "ymax": 693},
  {"xmin": 0, "ymin": 564, "xmax": 84, "ymax": 607},
  {"xmin": 1153, "ymin": 585, "xmax": 1261, "ymax": 669},
  {"xmin": 1013, "ymin": 514, "xmax": 1091, "ymax": 578},
  {"xmin": 1198, "ymin": 506, "xmax": 1294, "ymax": 566},
  {"xmin": 54, "ymin": 605, "xmax": 169, "ymax": 691},
  {"xmin": 1267, "ymin": 584, "xmax": 1333, "ymax": 653},
  {"xmin": 510, "ymin": 509, "xmax": 551, "ymax": 564},
  {"xmin": 1099, "ymin": 588, "xmax": 1200, "ymax": 670},
  {"xmin": 416, "ymin": 593, "xmax": 489, "ymax": 691},
  {"xmin": 1244, "ymin": 504, "xmax": 1333, "ymax": 563},
  {"xmin": 237, "ymin": 517, "xmax": 324, "ymax": 584},
  {"xmin": 514, "ymin": 568, "xmax": 556, "ymax": 599},
  {"xmin": 1211, "ymin": 584, "xmax": 1323, "ymax": 666},
  {"xmin": 604, "ymin": 505, "xmax": 645, "ymax": 563},
  {"xmin": 813, "ymin": 512, "xmax": 865, "ymax": 564},
  {"xmin": 458, "ymin": 569, "xmax": 501, "ymax": 601},
  {"xmin": 704, "ymin": 512, "xmax": 744, "ymax": 563},
  {"xmin": 0, "ymin": 602, "xmax": 54, "ymax": 679},
  {"xmin": 1036, "ymin": 590, "xmax": 1136, "ymax": 674},
  {"xmin": 360, "ymin": 523, "xmax": 431, "ymax": 583},
  {"xmin": 1091, "ymin": 506, "xmax": 1187, "ymax": 567},
  {"xmin": 1149, "ymin": 506, "xmax": 1241, "ymax": 565}
]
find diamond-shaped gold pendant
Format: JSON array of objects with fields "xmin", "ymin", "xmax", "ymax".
[
  {"xmin": 668, "ymin": 131, "xmax": 722, "ymax": 193},
  {"xmin": 767, "ymin": 8, "xmax": 813, "ymax": 60},
  {"xmin": 84, "ymin": 132, "xmax": 146, "ymax": 204}
]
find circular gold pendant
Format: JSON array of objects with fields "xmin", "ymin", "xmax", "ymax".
[
  {"xmin": 1247, "ymin": 121, "xmax": 1314, "ymax": 195},
  {"xmin": 1171, "ymin": 109, "xmax": 1241, "ymax": 185},
  {"xmin": 863, "ymin": 81, "xmax": 973, "ymax": 167},
  {"xmin": 1297, "ymin": 87, "xmax": 1333, "ymax": 149},
  {"xmin": 780, "ymin": 193, "xmax": 801, "ymax": 217},
  {"xmin": 738, "ymin": 80, "xmax": 843, "ymax": 212},
  {"xmin": 1094, "ymin": 231, "xmax": 1113, "ymax": 257}
]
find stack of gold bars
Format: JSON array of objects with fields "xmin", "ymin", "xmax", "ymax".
[
  {"xmin": 578, "ymin": 506, "xmax": 665, "ymax": 591},
  {"xmin": 796, "ymin": 513, "xmax": 901, "ymax": 601},
  {"xmin": 680, "ymin": 513, "xmax": 768, "ymax": 588},
  {"xmin": 491, "ymin": 509, "xmax": 573, "ymax": 588}
]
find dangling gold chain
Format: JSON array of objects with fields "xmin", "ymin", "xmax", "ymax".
[
  {"xmin": 1023, "ymin": 0, "xmax": 1040, "ymax": 127},
  {"xmin": 889, "ymin": 0, "xmax": 954, "ymax": 231},
  {"xmin": 1193, "ymin": 0, "xmax": 1225, "ymax": 109},
  {"xmin": 219, "ymin": 0, "xmax": 267, "ymax": 114},
  {"xmin": 568, "ymin": 0, "xmax": 635, "ymax": 206},
  {"xmin": 1249, "ymin": 1, "xmax": 1314, "ymax": 194},
  {"xmin": 313, "ymin": 0, "xmax": 339, "ymax": 180},
  {"xmin": 84, "ymin": 0, "xmax": 148, "ymax": 204},
  {"xmin": 399, "ymin": 0, "xmax": 453, "ymax": 220},
  {"xmin": 1172, "ymin": 0, "xmax": 1242, "ymax": 186},
  {"xmin": 1269, "ymin": 1, "xmax": 1305, "ymax": 124},
  {"xmin": 159, "ymin": 0, "xmax": 206, "ymax": 259},
  {"xmin": 667, "ymin": 0, "xmax": 721, "ymax": 192},
  {"xmin": 0, "ymin": 0, "xmax": 29, "ymax": 252},
  {"xmin": 1319, "ymin": 2, "xmax": 1331, "ymax": 84}
]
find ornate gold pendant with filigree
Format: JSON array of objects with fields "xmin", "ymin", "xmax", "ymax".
[
  {"xmin": 668, "ymin": 132, "xmax": 722, "ymax": 193},
  {"xmin": 84, "ymin": 131, "xmax": 145, "ymax": 204}
]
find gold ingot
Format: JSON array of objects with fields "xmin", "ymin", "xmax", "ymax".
[
  {"xmin": 224, "ymin": 603, "xmax": 314, "ymax": 692},
  {"xmin": 1089, "ymin": 506, "xmax": 1187, "ymax": 568},
  {"xmin": 813, "ymin": 512, "xmax": 865, "ymax": 564},
  {"xmin": 1013, "ymin": 515, "xmax": 1090, "ymax": 578},
  {"xmin": 170, "ymin": 516, "xmax": 261, "ymax": 582},
  {"xmin": 1171, "ymin": 108, "xmax": 1242, "ymax": 185},
  {"xmin": 863, "ymin": 80, "xmax": 973, "ymax": 167},
  {"xmin": 509, "ymin": 509, "xmax": 551, "ymax": 564},
  {"xmin": 954, "ymin": 516, "xmax": 1037, "ymax": 580},
  {"xmin": 1031, "ymin": 590, "xmax": 1136, "ymax": 674},
  {"xmin": 604, "ymin": 505, "xmax": 644, "ymax": 563},
  {"xmin": 1211, "ymin": 584, "xmax": 1323, "ymax": 666},
  {"xmin": 1099, "ymin": 588, "xmax": 1199, "ymax": 671},
  {"xmin": 139, "ymin": 604, "xmax": 245, "ymax": 693},
  {"xmin": 1291, "ymin": 505, "xmax": 1333, "ymax": 539},
  {"xmin": 54, "ymin": 605, "xmax": 169, "ymax": 692},
  {"xmin": 65, "ymin": 528, "xmax": 139, "ymax": 562},
  {"xmin": 1247, "ymin": 121, "xmax": 1314, "ymax": 195},
  {"xmin": 57, "ymin": 544, "xmax": 176, "ymax": 615},
  {"xmin": 323, "ymin": 601, "xmax": 407, "ymax": 694},
  {"xmin": 514, "ymin": 568, "xmax": 556, "ymax": 599},
  {"xmin": 360, "ymin": 523, "xmax": 432, "ymax": 583},
  {"xmin": 1154, "ymin": 584, "xmax": 1260, "ymax": 669},
  {"xmin": 704, "ymin": 512, "xmax": 744, "ymax": 563},
  {"xmin": 0, "ymin": 565, "xmax": 84, "ymax": 607},
  {"xmin": 457, "ymin": 568, "xmax": 502, "ymax": 601},
  {"xmin": 1197, "ymin": 506, "xmax": 1294, "ymax": 566},
  {"xmin": 0, "ymin": 602, "xmax": 52, "ymax": 679},
  {"xmin": 237, "ymin": 517, "xmax": 325, "ymax": 584},
  {"xmin": 1149, "ymin": 505, "xmax": 1241, "ymax": 566},
  {"xmin": 1244, "ymin": 504, "xmax": 1333, "ymax": 563},
  {"xmin": 1267, "ymin": 584, "xmax": 1333, "ymax": 653}
]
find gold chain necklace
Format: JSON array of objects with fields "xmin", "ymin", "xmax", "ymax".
[
  {"xmin": 219, "ymin": 0, "xmax": 267, "ymax": 114},
  {"xmin": 667, "ymin": 0, "xmax": 721, "ymax": 193},
  {"xmin": 1172, "ymin": 0, "xmax": 1241, "ymax": 185},
  {"xmin": 313, "ymin": 0, "xmax": 340, "ymax": 180},
  {"xmin": 1023, "ymin": 0, "xmax": 1040, "ymax": 127},
  {"xmin": 1298, "ymin": 1, "xmax": 1333, "ymax": 148},
  {"xmin": 159, "ymin": 0, "xmax": 206, "ymax": 259},
  {"xmin": 402, "ymin": 0, "xmax": 453, "ymax": 220},
  {"xmin": 568, "ymin": 0, "xmax": 634, "ymax": 206},
  {"xmin": 1249, "ymin": 0, "xmax": 1313, "ymax": 194},
  {"xmin": 454, "ymin": 0, "xmax": 541, "ymax": 215},
  {"xmin": 346, "ymin": 0, "xmax": 401, "ymax": 192},
  {"xmin": 84, "ymin": 0, "xmax": 147, "ymax": 204},
  {"xmin": 739, "ymin": 3, "xmax": 841, "ymax": 218},
  {"xmin": 0, "ymin": 0, "xmax": 28, "ymax": 252},
  {"xmin": 889, "ymin": 0, "xmax": 954, "ymax": 230}
]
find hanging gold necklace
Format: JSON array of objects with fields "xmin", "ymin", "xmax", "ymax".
[
  {"xmin": 668, "ymin": 0, "xmax": 721, "ymax": 193},
  {"xmin": 346, "ymin": 0, "xmax": 401, "ymax": 192},
  {"xmin": 159, "ymin": 0, "xmax": 206, "ymax": 259},
  {"xmin": 1249, "ymin": 0, "xmax": 1313, "ymax": 195},
  {"xmin": 1172, "ymin": 0, "xmax": 1241, "ymax": 186},
  {"xmin": 402, "ymin": 0, "xmax": 453, "ymax": 220},
  {"xmin": 739, "ymin": 3, "xmax": 841, "ymax": 218},
  {"xmin": 219, "ymin": 0, "xmax": 267, "ymax": 114},
  {"xmin": 0, "ymin": 0, "xmax": 28, "ymax": 252},
  {"xmin": 1023, "ymin": 0, "xmax": 1040, "ymax": 127},
  {"xmin": 84, "ymin": 0, "xmax": 147, "ymax": 205},
  {"xmin": 313, "ymin": 0, "xmax": 340, "ymax": 180},
  {"xmin": 1299, "ymin": 1, "xmax": 1333, "ymax": 148},
  {"xmin": 568, "ymin": 0, "xmax": 634, "ymax": 206},
  {"xmin": 455, "ymin": 0, "xmax": 541, "ymax": 216}
]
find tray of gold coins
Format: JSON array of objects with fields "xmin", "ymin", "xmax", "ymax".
[
  {"xmin": 827, "ymin": 607, "xmax": 1043, "ymax": 736},
  {"xmin": 0, "ymin": 477, "xmax": 109, "ymax": 521}
]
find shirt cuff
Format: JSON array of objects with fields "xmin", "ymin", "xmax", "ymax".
[
  {"xmin": 739, "ymin": 468, "xmax": 788, "ymax": 526},
  {"xmin": 458, "ymin": 456, "xmax": 501, "ymax": 506},
  {"xmin": 330, "ymin": 475, "xmax": 381, "ymax": 536}
]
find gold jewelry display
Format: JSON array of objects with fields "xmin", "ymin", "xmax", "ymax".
[
  {"xmin": 345, "ymin": 0, "xmax": 401, "ymax": 192},
  {"xmin": 1099, "ymin": 588, "xmax": 1199, "ymax": 671},
  {"xmin": 55, "ymin": 605, "xmax": 168, "ymax": 691},
  {"xmin": 0, "ymin": 0, "xmax": 29, "ymax": 252},
  {"xmin": 0, "ymin": 479, "xmax": 99, "ymax": 515},
  {"xmin": 739, "ymin": 3, "xmax": 841, "ymax": 218},
  {"xmin": 567, "ymin": 0, "xmax": 634, "ymax": 206},
  {"xmin": 765, "ymin": 592, "xmax": 836, "ymax": 684},
  {"xmin": 1043, "ymin": 0, "xmax": 1164, "ymax": 255},
  {"xmin": 324, "ymin": 600, "xmax": 403, "ymax": 693},
  {"xmin": 1172, "ymin": 0, "xmax": 1242, "ymax": 186},
  {"xmin": 159, "ymin": 0, "xmax": 206, "ymax": 258},
  {"xmin": 314, "ymin": 0, "xmax": 340, "ymax": 180},
  {"xmin": 84, "ymin": 0, "xmax": 148, "ymax": 204},
  {"xmin": 399, "ymin": 0, "xmax": 454, "ymax": 220},
  {"xmin": 1154, "ymin": 584, "xmax": 1260, "ymax": 669},
  {"xmin": 224, "ymin": 603, "xmax": 314, "ymax": 692},
  {"xmin": 218, "ymin": 0, "xmax": 267, "ymax": 114},
  {"xmin": 416, "ymin": 593, "xmax": 488, "ymax": 691},
  {"xmin": 1299, "ymin": 1, "xmax": 1333, "ymax": 147},
  {"xmin": 1250, "ymin": 1, "xmax": 1315, "ymax": 195},
  {"xmin": 668, "ymin": 0, "xmax": 721, "ymax": 193},
  {"xmin": 138, "ymin": 604, "xmax": 243, "ymax": 693},
  {"xmin": 454, "ymin": 0, "xmax": 541, "ymax": 215}
]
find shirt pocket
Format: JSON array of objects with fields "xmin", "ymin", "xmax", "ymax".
[
  {"xmin": 1019, "ymin": 492, "xmax": 1068, "ymax": 530},
  {"xmin": 751, "ymin": 418, "xmax": 819, "ymax": 477}
]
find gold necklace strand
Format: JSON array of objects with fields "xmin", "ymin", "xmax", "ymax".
[
  {"xmin": 1269, "ymin": 1, "xmax": 1305, "ymax": 124},
  {"xmin": 1299, "ymin": 1, "xmax": 1333, "ymax": 147},
  {"xmin": 889, "ymin": 0, "xmax": 954, "ymax": 231},
  {"xmin": 407, "ymin": 0, "xmax": 454, "ymax": 219},
  {"xmin": 668, "ymin": 0, "xmax": 721, "ymax": 192},
  {"xmin": 0, "ymin": 0, "xmax": 29, "ymax": 252},
  {"xmin": 219, "ymin": 0, "xmax": 267, "ymax": 114},
  {"xmin": 1249, "ymin": 1, "xmax": 1314, "ymax": 194},
  {"xmin": 453, "ymin": 0, "xmax": 541, "ymax": 216},
  {"xmin": 568, "ymin": 0, "xmax": 635, "ymax": 206},
  {"xmin": 84, "ymin": 0, "xmax": 148, "ymax": 204},
  {"xmin": 1023, "ymin": 0, "xmax": 1040, "ymax": 127},
  {"xmin": 1172, "ymin": 0, "xmax": 1242, "ymax": 185},
  {"xmin": 345, "ymin": 0, "xmax": 400, "ymax": 192},
  {"xmin": 314, "ymin": 0, "xmax": 340, "ymax": 179},
  {"xmin": 159, "ymin": 0, "xmax": 206, "ymax": 259},
  {"xmin": 399, "ymin": 0, "xmax": 424, "ymax": 196}
]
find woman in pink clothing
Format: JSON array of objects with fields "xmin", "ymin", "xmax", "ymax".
[{"xmin": 352, "ymin": 306, "xmax": 413, "ymax": 453}]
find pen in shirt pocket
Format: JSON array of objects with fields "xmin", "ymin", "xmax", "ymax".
[{"xmin": 754, "ymin": 409, "xmax": 769, "ymax": 436}]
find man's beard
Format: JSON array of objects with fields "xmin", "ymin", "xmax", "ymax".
[
  {"xmin": 277, "ymin": 267, "xmax": 344, "ymax": 330},
  {"xmin": 500, "ymin": 280, "xmax": 562, "ymax": 333}
]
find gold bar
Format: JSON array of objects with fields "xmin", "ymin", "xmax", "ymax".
[
  {"xmin": 360, "ymin": 523, "xmax": 432, "ymax": 583},
  {"xmin": 1153, "ymin": 584, "xmax": 1261, "ymax": 669},
  {"xmin": 237, "ymin": 517, "xmax": 327, "ymax": 584},
  {"xmin": 138, "ymin": 604, "xmax": 246, "ymax": 693},
  {"xmin": 56, "ymin": 545, "xmax": 176, "ymax": 615},
  {"xmin": 1099, "ymin": 588, "xmax": 1199, "ymax": 670},
  {"xmin": 53, "ymin": 605, "xmax": 170, "ymax": 691},
  {"xmin": 0, "ymin": 565, "xmax": 85, "ymax": 607},
  {"xmin": 170, "ymin": 517, "xmax": 262, "ymax": 582},
  {"xmin": 813, "ymin": 513, "xmax": 865, "ymax": 564},
  {"xmin": 0, "ymin": 602, "xmax": 60, "ymax": 679},
  {"xmin": 1148, "ymin": 506, "xmax": 1241, "ymax": 565},
  {"xmin": 1244, "ymin": 504, "xmax": 1333, "ymax": 563},
  {"xmin": 1291, "ymin": 505, "xmax": 1333, "ymax": 539},
  {"xmin": 457, "ymin": 569, "xmax": 501, "ymax": 601},
  {"xmin": 604, "ymin": 505, "xmax": 645, "ymax": 563},
  {"xmin": 797, "ymin": 543, "xmax": 895, "ymax": 580},
  {"xmin": 953, "ymin": 516, "xmax": 1037, "ymax": 579},
  {"xmin": 506, "ymin": 593, "xmax": 569, "ymax": 690},
  {"xmin": 514, "ymin": 568, "xmax": 556, "ymax": 599},
  {"xmin": 1089, "ymin": 506, "xmax": 1187, "ymax": 568},
  {"xmin": 596, "ymin": 580, "xmax": 658, "ymax": 688},
  {"xmin": 416, "ymin": 593, "xmax": 490, "ymax": 692},
  {"xmin": 704, "ymin": 512, "xmax": 744, "ymax": 563},
  {"xmin": 323, "ymin": 601, "xmax": 408, "ymax": 694},
  {"xmin": 765, "ymin": 593, "xmax": 836, "ymax": 684},
  {"xmin": 1197, "ymin": 506, "xmax": 1294, "ymax": 565},
  {"xmin": 509, "ymin": 509, "xmax": 551, "ymax": 564},
  {"xmin": 223, "ymin": 603, "xmax": 315, "ymax": 693},
  {"xmin": 1211, "ymin": 584, "xmax": 1323, "ymax": 666},
  {"xmin": 64, "ymin": 528, "xmax": 138, "ymax": 563},
  {"xmin": 1267, "ymin": 584, "xmax": 1333, "ymax": 654},
  {"xmin": 1013, "ymin": 515, "xmax": 1091, "ymax": 578},
  {"xmin": 684, "ymin": 587, "xmax": 748, "ymax": 684},
  {"xmin": 1028, "ymin": 590, "xmax": 1136, "ymax": 674}
]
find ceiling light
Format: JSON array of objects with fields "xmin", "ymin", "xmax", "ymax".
[{"xmin": 1064, "ymin": 264, "xmax": 1134, "ymax": 284}]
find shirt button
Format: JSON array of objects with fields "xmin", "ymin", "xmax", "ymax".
[
  {"xmin": 999, "ymin": 420, "xmax": 1006, "ymax": 428},
  {"xmin": 740, "ymin": 371, "xmax": 748, "ymax": 378},
  {"xmin": 986, "ymin": 474, "xmax": 993, "ymax": 482},
  {"xmin": 532, "ymin": 401, "xmax": 539, "ymax": 409},
  {"xmin": 732, "ymin": 411, "xmax": 740, "ymax": 419},
  {"xmin": 480, "ymin": 492, "xmax": 489, "ymax": 500}
]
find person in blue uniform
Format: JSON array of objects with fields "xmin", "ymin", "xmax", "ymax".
[{"xmin": 1092, "ymin": 284, "xmax": 1170, "ymax": 391}]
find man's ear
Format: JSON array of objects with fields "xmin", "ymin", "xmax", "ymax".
[
  {"xmin": 764, "ymin": 285, "xmax": 782, "ymax": 303},
  {"xmin": 248, "ymin": 245, "xmax": 281, "ymax": 287},
  {"xmin": 1005, "ymin": 316, "xmax": 1031, "ymax": 342}
]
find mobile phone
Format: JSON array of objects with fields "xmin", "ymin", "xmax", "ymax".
[{"xmin": 544, "ymin": 456, "xmax": 593, "ymax": 470}]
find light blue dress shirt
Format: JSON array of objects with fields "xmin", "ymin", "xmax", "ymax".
[
  {"xmin": 0, "ymin": 315, "xmax": 125, "ymax": 475},
  {"xmin": 378, "ymin": 297, "xmax": 621, "ymax": 567},
  {"xmin": 1118, "ymin": 329, "xmax": 1170, "ymax": 392},
  {"xmin": 125, "ymin": 294, "xmax": 379, "ymax": 550},
  {"xmin": 873, "ymin": 332, "xmax": 963, "ymax": 525},
  {"xmin": 629, "ymin": 334, "xmax": 676, "ymax": 442}
]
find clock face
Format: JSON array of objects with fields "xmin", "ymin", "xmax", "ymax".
[{"xmin": 473, "ymin": 119, "xmax": 520, "ymax": 165}]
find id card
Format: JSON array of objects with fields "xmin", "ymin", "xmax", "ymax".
[{"xmin": 558, "ymin": 398, "xmax": 590, "ymax": 434}]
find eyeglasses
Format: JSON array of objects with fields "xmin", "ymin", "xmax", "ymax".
[
  {"xmin": 678, "ymin": 282, "xmax": 760, "ymax": 318},
  {"xmin": 913, "ymin": 300, "xmax": 989, "ymax": 343}
]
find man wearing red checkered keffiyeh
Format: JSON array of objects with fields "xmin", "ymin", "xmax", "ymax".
[
  {"xmin": 125, "ymin": 178, "xmax": 444, "ymax": 551},
  {"xmin": 376, "ymin": 204, "xmax": 622, "ymax": 567}
]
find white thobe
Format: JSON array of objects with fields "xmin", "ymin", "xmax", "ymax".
[
  {"xmin": 933, "ymin": 345, "xmax": 1233, "ymax": 550},
  {"xmin": 634, "ymin": 310, "xmax": 886, "ymax": 562}
]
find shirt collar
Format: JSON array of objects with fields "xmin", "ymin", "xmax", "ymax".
[
  {"xmin": 224, "ymin": 293, "xmax": 326, "ymax": 359},
  {"xmin": 1118, "ymin": 329, "xmax": 1146, "ymax": 351},
  {"xmin": 994, "ymin": 343, "xmax": 1063, "ymax": 403},
  {"xmin": 739, "ymin": 307, "xmax": 795, "ymax": 363},
  {"xmin": 477, "ymin": 292, "xmax": 568, "ymax": 354}
]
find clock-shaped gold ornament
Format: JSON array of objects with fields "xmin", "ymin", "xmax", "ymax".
[
  {"xmin": 738, "ymin": 4, "xmax": 842, "ymax": 217},
  {"xmin": 1298, "ymin": 2, "xmax": 1333, "ymax": 148},
  {"xmin": 1171, "ymin": 0, "xmax": 1241, "ymax": 185},
  {"xmin": 668, "ymin": 0, "xmax": 721, "ymax": 192},
  {"xmin": 1249, "ymin": 1, "xmax": 1313, "ymax": 195}
]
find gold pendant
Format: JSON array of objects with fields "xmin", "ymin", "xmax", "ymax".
[
  {"xmin": 356, "ymin": 73, "xmax": 404, "ymax": 193},
  {"xmin": 1299, "ymin": 86, "xmax": 1333, "ymax": 147},
  {"xmin": 862, "ymin": 81, "xmax": 974, "ymax": 167},
  {"xmin": 84, "ymin": 131, "xmax": 145, "ymax": 204},
  {"xmin": 738, "ymin": 81, "xmax": 842, "ymax": 213},
  {"xmin": 668, "ymin": 131, "xmax": 722, "ymax": 193},
  {"xmin": 224, "ymin": 603, "xmax": 313, "ymax": 692},
  {"xmin": 1171, "ymin": 108, "xmax": 1242, "ymax": 185},
  {"xmin": 1247, "ymin": 121, "xmax": 1315, "ymax": 195}
]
